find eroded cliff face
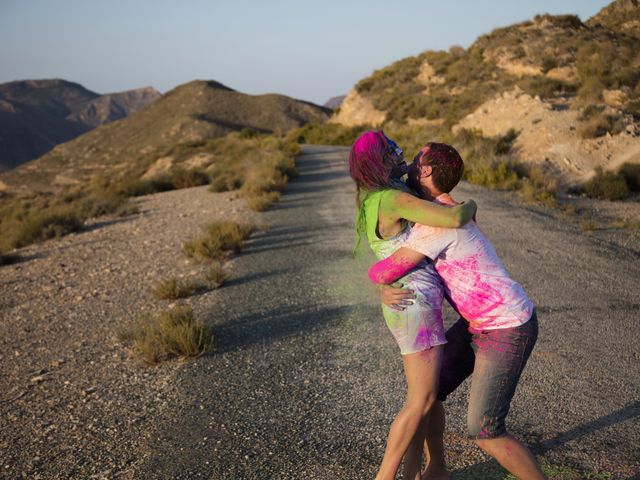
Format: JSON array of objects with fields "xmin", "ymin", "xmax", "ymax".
[
  {"xmin": 454, "ymin": 87, "xmax": 640, "ymax": 183},
  {"xmin": 329, "ymin": 89, "xmax": 386, "ymax": 127}
]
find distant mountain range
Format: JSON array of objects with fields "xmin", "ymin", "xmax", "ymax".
[
  {"xmin": 0, "ymin": 79, "xmax": 330, "ymax": 193},
  {"xmin": 0, "ymin": 79, "xmax": 160, "ymax": 170},
  {"xmin": 323, "ymin": 95, "xmax": 346, "ymax": 110}
]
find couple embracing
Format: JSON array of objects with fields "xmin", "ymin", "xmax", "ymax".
[{"xmin": 349, "ymin": 132, "xmax": 545, "ymax": 480}]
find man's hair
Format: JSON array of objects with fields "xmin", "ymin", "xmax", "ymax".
[{"xmin": 415, "ymin": 142, "xmax": 464, "ymax": 193}]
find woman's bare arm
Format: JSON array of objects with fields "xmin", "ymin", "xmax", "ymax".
[{"xmin": 382, "ymin": 190, "xmax": 476, "ymax": 228}]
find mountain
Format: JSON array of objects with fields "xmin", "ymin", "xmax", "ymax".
[
  {"xmin": 0, "ymin": 79, "xmax": 160, "ymax": 170},
  {"xmin": 0, "ymin": 80, "xmax": 330, "ymax": 193},
  {"xmin": 323, "ymin": 95, "xmax": 346, "ymax": 110},
  {"xmin": 587, "ymin": 0, "xmax": 640, "ymax": 37},
  {"xmin": 331, "ymin": 0, "xmax": 640, "ymax": 183}
]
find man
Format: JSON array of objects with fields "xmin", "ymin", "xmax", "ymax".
[{"xmin": 368, "ymin": 143, "xmax": 545, "ymax": 480}]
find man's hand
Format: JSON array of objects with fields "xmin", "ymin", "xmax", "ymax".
[{"xmin": 377, "ymin": 283, "xmax": 415, "ymax": 311}]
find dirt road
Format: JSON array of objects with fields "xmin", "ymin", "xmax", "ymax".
[
  {"xmin": 132, "ymin": 146, "xmax": 640, "ymax": 479},
  {"xmin": 2, "ymin": 145, "xmax": 639, "ymax": 479}
]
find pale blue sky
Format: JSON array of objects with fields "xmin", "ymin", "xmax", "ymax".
[{"xmin": 0, "ymin": 0, "xmax": 611, "ymax": 104}]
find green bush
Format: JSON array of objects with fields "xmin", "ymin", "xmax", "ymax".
[
  {"xmin": 12, "ymin": 207, "xmax": 84, "ymax": 248},
  {"xmin": 287, "ymin": 123, "xmax": 373, "ymax": 146},
  {"xmin": 519, "ymin": 76, "xmax": 576, "ymax": 99},
  {"xmin": 165, "ymin": 167, "xmax": 210, "ymax": 189},
  {"xmin": 580, "ymin": 168, "xmax": 630, "ymax": 200}
]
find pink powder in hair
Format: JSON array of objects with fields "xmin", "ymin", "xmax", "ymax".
[{"xmin": 348, "ymin": 131, "xmax": 390, "ymax": 191}]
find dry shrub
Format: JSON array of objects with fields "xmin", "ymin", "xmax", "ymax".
[
  {"xmin": 465, "ymin": 161, "xmax": 521, "ymax": 191},
  {"xmin": 152, "ymin": 277, "xmax": 203, "ymax": 300},
  {"xmin": 183, "ymin": 221, "xmax": 252, "ymax": 261},
  {"xmin": 579, "ymin": 218, "xmax": 598, "ymax": 231},
  {"xmin": 12, "ymin": 207, "xmax": 84, "ymax": 248},
  {"xmin": 124, "ymin": 306, "xmax": 213, "ymax": 365},
  {"xmin": 580, "ymin": 168, "xmax": 630, "ymax": 201},
  {"xmin": 203, "ymin": 262, "xmax": 229, "ymax": 288},
  {"xmin": 244, "ymin": 191, "xmax": 281, "ymax": 212},
  {"xmin": 578, "ymin": 113, "xmax": 626, "ymax": 139}
]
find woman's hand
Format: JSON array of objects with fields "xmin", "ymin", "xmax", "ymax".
[{"xmin": 377, "ymin": 284, "xmax": 415, "ymax": 311}]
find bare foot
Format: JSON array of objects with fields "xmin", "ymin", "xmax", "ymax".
[{"xmin": 421, "ymin": 466, "xmax": 451, "ymax": 480}]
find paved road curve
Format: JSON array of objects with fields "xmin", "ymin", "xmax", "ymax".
[{"xmin": 134, "ymin": 146, "xmax": 640, "ymax": 479}]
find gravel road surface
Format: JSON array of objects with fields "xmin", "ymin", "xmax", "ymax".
[
  {"xmin": 2, "ymin": 145, "xmax": 639, "ymax": 479},
  {"xmin": 133, "ymin": 146, "xmax": 640, "ymax": 479}
]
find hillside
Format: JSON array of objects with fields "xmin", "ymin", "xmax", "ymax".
[
  {"xmin": 331, "ymin": 0, "xmax": 640, "ymax": 185},
  {"xmin": 0, "ymin": 79, "xmax": 160, "ymax": 170},
  {"xmin": 0, "ymin": 80, "xmax": 330, "ymax": 194}
]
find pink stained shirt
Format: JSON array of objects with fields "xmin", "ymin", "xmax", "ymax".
[{"xmin": 403, "ymin": 219, "xmax": 534, "ymax": 333}]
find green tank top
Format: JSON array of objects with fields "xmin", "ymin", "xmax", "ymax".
[{"xmin": 362, "ymin": 189, "xmax": 411, "ymax": 260}]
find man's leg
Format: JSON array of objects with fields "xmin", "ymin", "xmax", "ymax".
[
  {"xmin": 475, "ymin": 435, "xmax": 545, "ymax": 480},
  {"xmin": 467, "ymin": 314, "xmax": 545, "ymax": 480}
]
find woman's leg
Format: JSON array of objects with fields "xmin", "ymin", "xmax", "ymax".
[
  {"xmin": 422, "ymin": 401, "xmax": 449, "ymax": 479},
  {"xmin": 376, "ymin": 346, "xmax": 443, "ymax": 480}
]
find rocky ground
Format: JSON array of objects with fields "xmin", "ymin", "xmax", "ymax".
[{"xmin": 1, "ymin": 146, "xmax": 639, "ymax": 479}]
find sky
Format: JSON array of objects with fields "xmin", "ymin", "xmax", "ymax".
[{"xmin": 0, "ymin": 0, "xmax": 612, "ymax": 105}]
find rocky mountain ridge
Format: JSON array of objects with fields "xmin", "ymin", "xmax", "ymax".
[
  {"xmin": 331, "ymin": 0, "xmax": 640, "ymax": 183},
  {"xmin": 0, "ymin": 80, "xmax": 329, "ymax": 194},
  {"xmin": 0, "ymin": 79, "xmax": 161, "ymax": 170}
]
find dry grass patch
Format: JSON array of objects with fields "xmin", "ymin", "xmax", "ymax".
[
  {"xmin": 579, "ymin": 218, "xmax": 599, "ymax": 231},
  {"xmin": 203, "ymin": 261, "xmax": 230, "ymax": 288},
  {"xmin": 11, "ymin": 206, "xmax": 84, "ymax": 248},
  {"xmin": 123, "ymin": 306, "xmax": 213, "ymax": 365},
  {"xmin": 580, "ymin": 168, "xmax": 630, "ymax": 201},
  {"xmin": 183, "ymin": 221, "xmax": 253, "ymax": 261},
  {"xmin": 152, "ymin": 277, "xmax": 204, "ymax": 300}
]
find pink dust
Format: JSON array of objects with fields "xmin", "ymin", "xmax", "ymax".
[
  {"xmin": 436, "ymin": 254, "xmax": 504, "ymax": 330},
  {"xmin": 348, "ymin": 131, "xmax": 390, "ymax": 191},
  {"xmin": 368, "ymin": 255, "xmax": 417, "ymax": 284}
]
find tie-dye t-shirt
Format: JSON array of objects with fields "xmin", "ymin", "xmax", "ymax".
[{"xmin": 403, "ymin": 220, "xmax": 533, "ymax": 333}]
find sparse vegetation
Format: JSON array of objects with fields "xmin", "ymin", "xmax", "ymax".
[
  {"xmin": 122, "ymin": 306, "xmax": 213, "ymax": 365},
  {"xmin": 579, "ymin": 167, "xmax": 631, "ymax": 201},
  {"xmin": 579, "ymin": 217, "xmax": 599, "ymax": 231},
  {"xmin": 203, "ymin": 261, "xmax": 230, "ymax": 288},
  {"xmin": 10, "ymin": 206, "xmax": 84, "ymax": 248},
  {"xmin": 286, "ymin": 122, "xmax": 375, "ymax": 146},
  {"xmin": 183, "ymin": 221, "xmax": 252, "ymax": 261},
  {"xmin": 0, "ymin": 131, "xmax": 299, "ymax": 251},
  {"xmin": 152, "ymin": 277, "xmax": 204, "ymax": 300}
]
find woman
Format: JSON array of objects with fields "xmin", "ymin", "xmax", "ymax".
[{"xmin": 348, "ymin": 131, "xmax": 476, "ymax": 479}]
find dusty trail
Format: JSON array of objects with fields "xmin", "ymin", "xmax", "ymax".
[
  {"xmin": 2, "ymin": 146, "xmax": 638, "ymax": 479},
  {"xmin": 132, "ymin": 146, "xmax": 640, "ymax": 479}
]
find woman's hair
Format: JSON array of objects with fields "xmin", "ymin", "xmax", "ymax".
[
  {"xmin": 348, "ymin": 131, "xmax": 392, "ymax": 191},
  {"xmin": 348, "ymin": 131, "xmax": 394, "ymax": 255}
]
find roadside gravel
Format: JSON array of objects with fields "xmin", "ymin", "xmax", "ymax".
[{"xmin": 1, "ymin": 145, "xmax": 638, "ymax": 479}]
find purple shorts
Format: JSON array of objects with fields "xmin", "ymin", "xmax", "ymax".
[{"xmin": 437, "ymin": 310, "xmax": 538, "ymax": 439}]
